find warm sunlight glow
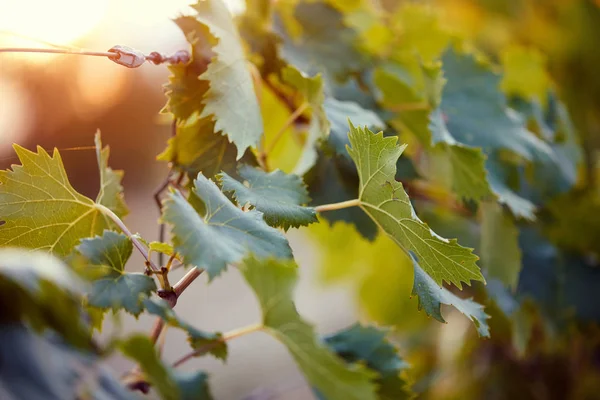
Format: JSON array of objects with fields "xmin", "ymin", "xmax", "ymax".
[{"xmin": 0, "ymin": 0, "xmax": 108, "ymax": 45}]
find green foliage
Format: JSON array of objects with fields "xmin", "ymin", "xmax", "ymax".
[
  {"xmin": 77, "ymin": 231, "xmax": 156, "ymax": 316},
  {"xmin": 162, "ymin": 173, "xmax": 292, "ymax": 279},
  {"xmin": 220, "ymin": 165, "xmax": 317, "ymax": 230},
  {"xmin": 347, "ymin": 122, "xmax": 484, "ymax": 288},
  {"xmin": 322, "ymin": 324, "xmax": 413, "ymax": 400},
  {"xmin": 240, "ymin": 256, "xmax": 378, "ymax": 400},
  {"xmin": 1, "ymin": 0, "xmax": 596, "ymax": 398},
  {"xmin": 0, "ymin": 144, "xmax": 111, "ymax": 256}
]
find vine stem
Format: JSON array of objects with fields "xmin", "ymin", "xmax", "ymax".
[
  {"xmin": 96, "ymin": 204, "xmax": 160, "ymax": 272},
  {"xmin": 173, "ymin": 267, "xmax": 204, "ymax": 297},
  {"xmin": 314, "ymin": 198, "xmax": 361, "ymax": 213},
  {"xmin": 171, "ymin": 323, "xmax": 263, "ymax": 368}
]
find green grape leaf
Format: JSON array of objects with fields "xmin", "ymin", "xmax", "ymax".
[
  {"xmin": 219, "ymin": 165, "xmax": 317, "ymax": 230},
  {"xmin": 0, "ymin": 145, "xmax": 110, "ymax": 256},
  {"xmin": 158, "ymin": 114, "xmax": 257, "ymax": 180},
  {"xmin": 144, "ymin": 298, "xmax": 227, "ymax": 361},
  {"xmin": 306, "ymin": 153, "xmax": 379, "ymax": 240},
  {"xmin": 162, "ymin": 173, "xmax": 292, "ymax": 280},
  {"xmin": 240, "ymin": 256, "xmax": 378, "ymax": 400},
  {"xmin": 440, "ymin": 48, "xmax": 554, "ymax": 162},
  {"xmin": 172, "ymin": 370, "xmax": 214, "ymax": 400},
  {"xmin": 410, "ymin": 255, "xmax": 490, "ymax": 337},
  {"xmin": 0, "ymin": 325, "xmax": 133, "ymax": 400},
  {"xmin": 187, "ymin": 0, "xmax": 263, "ymax": 158},
  {"xmin": 77, "ymin": 231, "xmax": 156, "ymax": 316},
  {"xmin": 119, "ymin": 335, "xmax": 180, "ymax": 400},
  {"xmin": 281, "ymin": 65, "xmax": 329, "ymax": 175},
  {"xmin": 347, "ymin": 122, "xmax": 484, "ymax": 288},
  {"xmin": 324, "ymin": 97, "xmax": 384, "ymax": 161},
  {"xmin": 480, "ymin": 201, "xmax": 522, "ymax": 289},
  {"xmin": 94, "ymin": 132, "xmax": 128, "ymax": 218},
  {"xmin": 0, "ymin": 249, "xmax": 88, "ymax": 343},
  {"xmin": 322, "ymin": 324, "xmax": 413, "ymax": 400}
]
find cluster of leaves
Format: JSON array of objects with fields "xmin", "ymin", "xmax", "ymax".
[{"xmin": 0, "ymin": 0, "xmax": 597, "ymax": 399}]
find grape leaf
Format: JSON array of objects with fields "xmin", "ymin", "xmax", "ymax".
[
  {"xmin": 410, "ymin": 255, "xmax": 490, "ymax": 337},
  {"xmin": 306, "ymin": 153, "xmax": 378, "ymax": 240},
  {"xmin": 274, "ymin": 1, "xmax": 368, "ymax": 83},
  {"xmin": 143, "ymin": 298, "xmax": 227, "ymax": 361},
  {"xmin": 162, "ymin": 173, "xmax": 292, "ymax": 280},
  {"xmin": 347, "ymin": 122, "xmax": 484, "ymax": 288},
  {"xmin": 219, "ymin": 165, "xmax": 317, "ymax": 230},
  {"xmin": 321, "ymin": 323, "xmax": 413, "ymax": 400},
  {"xmin": 378, "ymin": 64, "xmax": 492, "ymax": 201},
  {"xmin": 324, "ymin": 97, "xmax": 384, "ymax": 161},
  {"xmin": 163, "ymin": 15, "xmax": 212, "ymax": 120},
  {"xmin": 172, "ymin": 370, "xmax": 213, "ymax": 400},
  {"xmin": 281, "ymin": 65, "xmax": 329, "ymax": 175},
  {"xmin": 0, "ymin": 145, "xmax": 110, "ymax": 256},
  {"xmin": 0, "ymin": 325, "xmax": 133, "ymax": 400},
  {"xmin": 0, "ymin": 249, "xmax": 88, "ymax": 343},
  {"xmin": 119, "ymin": 335, "xmax": 181, "ymax": 400},
  {"xmin": 77, "ymin": 231, "xmax": 156, "ymax": 316},
  {"xmin": 158, "ymin": 115, "xmax": 257, "ymax": 179},
  {"xmin": 94, "ymin": 132, "xmax": 128, "ymax": 218},
  {"xmin": 240, "ymin": 256, "xmax": 378, "ymax": 400},
  {"xmin": 480, "ymin": 201, "xmax": 522, "ymax": 290},
  {"xmin": 187, "ymin": 0, "xmax": 263, "ymax": 158}
]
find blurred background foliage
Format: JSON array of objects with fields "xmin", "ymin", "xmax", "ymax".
[{"xmin": 1, "ymin": 0, "xmax": 600, "ymax": 399}]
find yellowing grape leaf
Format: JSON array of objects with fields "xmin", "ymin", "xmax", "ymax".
[
  {"xmin": 188, "ymin": 0, "xmax": 264, "ymax": 158},
  {"xmin": 158, "ymin": 115, "xmax": 256, "ymax": 179},
  {"xmin": 281, "ymin": 65, "xmax": 329, "ymax": 175},
  {"xmin": 219, "ymin": 165, "xmax": 317, "ymax": 230},
  {"xmin": 501, "ymin": 45, "xmax": 550, "ymax": 102},
  {"xmin": 480, "ymin": 201, "xmax": 522, "ymax": 290},
  {"xmin": 347, "ymin": 122, "xmax": 484, "ymax": 288},
  {"xmin": 161, "ymin": 174, "xmax": 292, "ymax": 280},
  {"xmin": 95, "ymin": 132, "xmax": 128, "ymax": 218},
  {"xmin": 240, "ymin": 256, "xmax": 378, "ymax": 400},
  {"xmin": 0, "ymin": 145, "xmax": 111, "ymax": 256}
]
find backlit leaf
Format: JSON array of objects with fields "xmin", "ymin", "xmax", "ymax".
[
  {"xmin": 347, "ymin": 122, "xmax": 484, "ymax": 288},
  {"xmin": 240, "ymin": 256, "xmax": 378, "ymax": 400},
  {"xmin": 219, "ymin": 165, "xmax": 317, "ymax": 230},
  {"xmin": 0, "ymin": 145, "xmax": 110, "ymax": 256},
  {"xmin": 480, "ymin": 201, "xmax": 522, "ymax": 289},
  {"xmin": 94, "ymin": 132, "xmax": 128, "ymax": 218},
  {"xmin": 162, "ymin": 173, "xmax": 292, "ymax": 279},
  {"xmin": 188, "ymin": 0, "xmax": 263, "ymax": 158},
  {"xmin": 281, "ymin": 65, "xmax": 329, "ymax": 175}
]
